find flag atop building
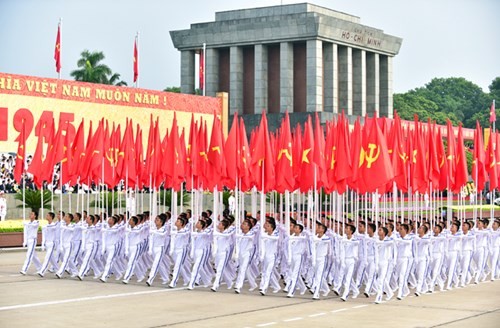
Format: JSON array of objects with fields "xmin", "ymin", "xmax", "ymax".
[
  {"xmin": 133, "ymin": 34, "xmax": 139, "ymax": 83},
  {"xmin": 54, "ymin": 21, "xmax": 61, "ymax": 74}
]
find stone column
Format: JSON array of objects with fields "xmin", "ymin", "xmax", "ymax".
[
  {"xmin": 180, "ymin": 50, "xmax": 195, "ymax": 94},
  {"xmin": 380, "ymin": 55, "xmax": 393, "ymax": 118},
  {"xmin": 338, "ymin": 46, "xmax": 353, "ymax": 115},
  {"xmin": 323, "ymin": 43, "xmax": 338, "ymax": 113},
  {"xmin": 254, "ymin": 44, "xmax": 268, "ymax": 114},
  {"xmin": 229, "ymin": 46, "xmax": 243, "ymax": 115},
  {"xmin": 280, "ymin": 42, "xmax": 293, "ymax": 113},
  {"xmin": 352, "ymin": 49, "xmax": 366, "ymax": 117},
  {"xmin": 306, "ymin": 39, "xmax": 323, "ymax": 112},
  {"xmin": 205, "ymin": 48, "xmax": 219, "ymax": 97},
  {"xmin": 366, "ymin": 52, "xmax": 379, "ymax": 115}
]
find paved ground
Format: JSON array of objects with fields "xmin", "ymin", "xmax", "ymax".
[{"xmin": 0, "ymin": 249, "xmax": 499, "ymax": 328}]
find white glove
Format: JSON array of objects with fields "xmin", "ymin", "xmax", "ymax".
[{"xmin": 148, "ymin": 250, "xmax": 153, "ymax": 257}]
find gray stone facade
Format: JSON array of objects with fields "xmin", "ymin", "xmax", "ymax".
[{"xmin": 170, "ymin": 3, "xmax": 402, "ymax": 128}]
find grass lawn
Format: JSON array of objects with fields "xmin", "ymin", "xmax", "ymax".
[{"xmin": 0, "ymin": 219, "xmax": 49, "ymax": 233}]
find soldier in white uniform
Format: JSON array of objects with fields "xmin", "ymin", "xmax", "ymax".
[
  {"xmin": 489, "ymin": 220, "xmax": 500, "ymax": 281},
  {"xmin": 395, "ymin": 224, "xmax": 413, "ymax": 300},
  {"xmin": 413, "ymin": 224, "xmax": 431, "ymax": 296},
  {"xmin": 311, "ymin": 223, "xmax": 332, "ymax": 300},
  {"xmin": 234, "ymin": 219, "xmax": 257, "ymax": 294},
  {"xmin": 286, "ymin": 222, "xmax": 308, "ymax": 298},
  {"xmin": 38, "ymin": 212, "xmax": 60, "ymax": 277},
  {"xmin": 446, "ymin": 222, "xmax": 462, "ymax": 290},
  {"xmin": 459, "ymin": 221, "xmax": 475, "ymax": 287},
  {"xmin": 338, "ymin": 224, "xmax": 360, "ymax": 301},
  {"xmin": 21, "ymin": 210, "xmax": 42, "ymax": 275},
  {"xmin": 259, "ymin": 218, "xmax": 280, "ymax": 295},
  {"xmin": 188, "ymin": 217, "xmax": 213, "ymax": 290},
  {"xmin": 147, "ymin": 214, "xmax": 170, "ymax": 286}
]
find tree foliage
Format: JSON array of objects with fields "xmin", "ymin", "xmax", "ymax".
[
  {"xmin": 394, "ymin": 77, "xmax": 497, "ymax": 128},
  {"xmin": 15, "ymin": 189, "xmax": 55, "ymax": 214},
  {"xmin": 70, "ymin": 50, "xmax": 127, "ymax": 86},
  {"xmin": 164, "ymin": 86, "xmax": 180, "ymax": 93}
]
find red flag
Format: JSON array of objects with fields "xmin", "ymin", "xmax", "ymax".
[
  {"xmin": 199, "ymin": 48, "xmax": 204, "ymax": 90},
  {"xmin": 359, "ymin": 114, "xmax": 394, "ymax": 193},
  {"xmin": 80, "ymin": 120, "xmax": 104, "ymax": 184},
  {"xmin": 250, "ymin": 112, "xmax": 275, "ymax": 192},
  {"xmin": 60, "ymin": 119, "xmax": 79, "ymax": 186},
  {"xmin": 119, "ymin": 119, "xmax": 137, "ymax": 187},
  {"xmin": 13, "ymin": 120, "xmax": 27, "ymax": 182},
  {"xmin": 495, "ymin": 132, "xmax": 500, "ymax": 190},
  {"xmin": 275, "ymin": 112, "xmax": 295, "ymax": 193},
  {"xmin": 446, "ymin": 120, "xmax": 457, "ymax": 190},
  {"xmin": 198, "ymin": 120, "xmax": 209, "ymax": 189},
  {"xmin": 133, "ymin": 36, "xmax": 139, "ymax": 83},
  {"xmin": 292, "ymin": 124, "xmax": 303, "ymax": 190},
  {"xmin": 103, "ymin": 123, "xmax": 121, "ymax": 187},
  {"xmin": 143, "ymin": 116, "xmax": 156, "ymax": 185},
  {"xmin": 324, "ymin": 120, "xmax": 337, "ymax": 193},
  {"xmin": 335, "ymin": 113, "xmax": 352, "ymax": 194},
  {"xmin": 164, "ymin": 113, "xmax": 185, "ymax": 190},
  {"xmin": 437, "ymin": 128, "xmax": 449, "ymax": 191},
  {"xmin": 453, "ymin": 124, "xmax": 469, "ymax": 193},
  {"xmin": 348, "ymin": 118, "xmax": 365, "ymax": 192},
  {"xmin": 472, "ymin": 121, "xmax": 486, "ymax": 191},
  {"xmin": 487, "ymin": 132, "xmax": 498, "ymax": 190},
  {"xmin": 313, "ymin": 113, "xmax": 327, "ymax": 189},
  {"xmin": 68, "ymin": 119, "xmax": 85, "ymax": 184},
  {"xmin": 28, "ymin": 125, "xmax": 45, "ymax": 187},
  {"xmin": 54, "ymin": 22, "xmax": 61, "ymax": 73},
  {"xmin": 299, "ymin": 116, "xmax": 315, "ymax": 192},
  {"xmin": 490, "ymin": 100, "xmax": 496, "ymax": 124},
  {"xmin": 42, "ymin": 121, "xmax": 66, "ymax": 187},
  {"xmin": 224, "ymin": 113, "xmax": 239, "ymax": 190},
  {"xmin": 135, "ymin": 125, "xmax": 144, "ymax": 188},
  {"xmin": 238, "ymin": 118, "xmax": 252, "ymax": 192},
  {"xmin": 76, "ymin": 120, "xmax": 93, "ymax": 184},
  {"xmin": 411, "ymin": 117, "xmax": 428, "ymax": 193},
  {"xmin": 207, "ymin": 113, "xmax": 226, "ymax": 190},
  {"xmin": 427, "ymin": 122, "xmax": 441, "ymax": 190},
  {"xmin": 185, "ymin": 115, "xmax": 198, "ymax": 190},
  {"xmin": 389, "ymin": 114, "xmax": 408, "ymax": 192}
]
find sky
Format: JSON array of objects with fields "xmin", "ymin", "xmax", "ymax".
[{"xmin": 0, "ymin": 0, "xmax": 499, "ymax": 93}]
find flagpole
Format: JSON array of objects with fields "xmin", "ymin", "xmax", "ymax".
[
  {"xmin": 202, "ymin": 42, "xmax": 206, "ymax": 97},
  {"xmin": 493, "ymin": 100, "xmax": 496, "ymax": 133},
  {"xmin": 135, "ymin": 32, "xmax": 139, "ymax": 88},
  {"xmin": 58, "ymin": 18, "xmax": 62, "ymax": 79}
]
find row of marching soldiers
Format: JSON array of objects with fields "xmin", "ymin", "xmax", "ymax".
[{"xmin": 21, "ymin": 208, "xmax": 500, "ymax": 303}]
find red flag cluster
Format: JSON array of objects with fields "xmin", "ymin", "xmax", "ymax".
[{"xmin": 14, "ymin": 111, "xmax": 489, "ymax": 194}]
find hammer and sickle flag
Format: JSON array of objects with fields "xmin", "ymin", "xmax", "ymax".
[{"xmin": 359, "ymin": 114, "xmax": 394, "ymax": 193}]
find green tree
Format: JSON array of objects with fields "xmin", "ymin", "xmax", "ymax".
[
  {"xmin": 489, "ymin": 77, "xmax": 500, "ymax": 101},
  {"xmin": 163, "ymin": 87, "xmax": 202, "ymax": 95},
  {"xmin": 70, "ymin": 50, "xmax": 127, "ymax": 86},
  {"xmin": 164, "ymin": 86, "xmax": 181, "ymax": 93},
  {"xmin": 394, "ymin": 77, "xmax": 493, "ymax": 128},
  {"xmin": 15, "ymin": 189, "xmax": 55, "ymax": 214},
  {"xmin": 394, "ymin": 92, "xmax": 459, "ymax": 125}
]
